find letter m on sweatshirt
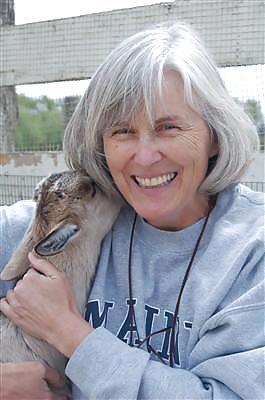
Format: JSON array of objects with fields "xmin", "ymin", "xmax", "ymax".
[{"xmin": 85, "ymin": 300, "xmax": 114, "ymax": 327}]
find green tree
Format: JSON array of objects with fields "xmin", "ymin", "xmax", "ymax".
[
  {"xmin": 236, "ymin": 98, "xmax": 264, "ymax": 149},
  {"xmin": 16, "ymin": 95, "xmax": 64, "ymax": 150},
  {"xmin": 242, "ymin": 99, "xmax": 264, "ymax": 132}
]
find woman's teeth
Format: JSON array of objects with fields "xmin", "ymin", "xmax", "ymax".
[{"xmin": 135, "ymin": 173, "xmax": 177, "ymax": 188}]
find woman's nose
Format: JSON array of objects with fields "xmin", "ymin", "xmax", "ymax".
[{"xmin": 133, "ymin": 137, "xmax": 162, "ymax": 166}]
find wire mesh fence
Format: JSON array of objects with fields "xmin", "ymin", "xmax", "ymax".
[
  {"xmin": 0, "ymin": 175, "xmax": 44, "ymax": 205},
  {"xmin": 0, "ymin": 1, "xmax": 264, "ymax": 199},
  {"xmin": 0, "ymin": 1, "xmax": 264, "ymax": 152},
  {"xmin": 243, "ymin": 181, "xmax": 265, "ymax": 193},
  {"xmin": 0, "ymin": 175, "xmax": 264, "ymax": 206},
  {"xmin": 13, "ymin": 143, "xmax": 63, "ymax": 152}
]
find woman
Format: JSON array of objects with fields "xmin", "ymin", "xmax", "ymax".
[{"xmin": 0, "ymin": 22, "xmax": 264, "ymax": 399}]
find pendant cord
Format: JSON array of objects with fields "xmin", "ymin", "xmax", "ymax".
[
  {"xmin": 127, "ymin": 200, "xmax": 214, "ymax": 365},
  {"xmin": 169, "ymin": 210, "xmax": 210, "ymax": 367},
  {"xmin": 128, "ymin": 212, "xmax": 140, "ymax": 346}
]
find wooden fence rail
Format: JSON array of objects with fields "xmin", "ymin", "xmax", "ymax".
[{"xmin": 1, "ymin": 0, "xmax": 264, "ymax": 87}]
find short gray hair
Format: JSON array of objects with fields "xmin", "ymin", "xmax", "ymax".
[{"xmin": 64, "ymin": 22, "xmax": 259, "ymax": 196}]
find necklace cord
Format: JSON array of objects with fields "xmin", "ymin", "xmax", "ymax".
[
  {"xmin": 128, "ymin": 212, "xmax": 140, "ymax": 346},
  {"xmin": 128, "ymin": 200, "xmax": 214, "ymax": 365},
  {"xmin": 169, "ymin": 210, "xmax": 211, "ymax": 367}
]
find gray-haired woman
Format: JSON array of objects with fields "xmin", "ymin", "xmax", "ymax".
[{"xmin": 0, "ymin": 22, "xmax": 264, "ymax": 399}]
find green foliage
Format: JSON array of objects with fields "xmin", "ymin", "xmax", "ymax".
[
  {"xmin": 16, "ymin": 94, "xmax": 264, "ymax": 151},
  {"xmin": 243, "ymin": 99, "xmax": 264, "ymax": 129},
  {"xmin": 236, "ymin": 98, "xmax": 264, "ymax": 132},
  {"xmin": 16, "ymin": 95, "xmax": 65, "ymax": 150}
]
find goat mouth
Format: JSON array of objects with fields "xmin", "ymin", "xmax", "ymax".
[{"xmin": 132, "ymin": 172, "xmax": 177, "ymax": 188}]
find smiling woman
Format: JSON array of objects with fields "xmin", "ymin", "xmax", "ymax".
[
  {"xmin": 64, "ymin": 24, "xmax": 258, "ymax": 199},
  {"xmin": 103, "ymin": 71, "xmax": 218, "ymax": 230},
  {"xmin": 1, "ymin": 21, "xmax": 264, "ymax": 400}
]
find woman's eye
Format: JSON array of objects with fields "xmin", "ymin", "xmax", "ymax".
[
  {"xmin": 158, "ymin": 124, "xmax": 179, "ymax": 132},
  {"xmin": 156, "ymin": 124, "xmax": 181, "ymax": 134},
  {"xmin": 112, "ymin": 128, "xmax": 133, "ymax": 136}
]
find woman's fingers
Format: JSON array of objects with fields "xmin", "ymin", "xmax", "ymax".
[
  {"xmin": 42, "ymin": 364, "xmax": 65, "ymax": 389},
  {"xmin": 5, "ymin": 288, "xmax": 16, "ymax": 304},
  {"xmin": 0, "ymin": 253, "xmax": 85, "ymax": 352},
  {"xmin": 0, "ymin": 296, "xmax": 18, "ymax": 321},
  {"xmin": 0, "ymin": 361, "xmax": 68, "ymax": 400},
  {"xmin": 28, "ymin": 252, "xmax": 61, "ymax": 277}
]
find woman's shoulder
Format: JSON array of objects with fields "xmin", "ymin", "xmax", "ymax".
[
  {"xmin": 0, "ymin": 200, "xmax": 36, "ymax": 295},
  {"xmin": 0, "ymin": 200, "xmax": 36, "ymax": 230},
  {"xmin": 235, "ymin": 183, "xmax": 265, "ymax": 205},
  {"xmin": 0, "ymin": 200, "xmax": 35, "ymax": 258},
  {"xmin": 212, "ymin": 183, "xmax": 264, "ymax": 248},
  {"xmin": 112, "ymin": 203, "xmax": 134, "ymax": 226},
  {"xmin": 216, "ymin": 183, "xmax": 264, "ymax": 221}
]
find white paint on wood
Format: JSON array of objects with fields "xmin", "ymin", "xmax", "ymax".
[
  {"xmin": 0, "ymin": 152, "xmax": 67, "ymax": 175},
  {"xmin": 1, "ymin": 1, "xmax": 264, "ymax": 86}
]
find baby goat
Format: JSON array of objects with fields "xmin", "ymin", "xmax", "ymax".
[{"xmin": 0, "ymin": 170, "xmax": 121, "ymax": 395}]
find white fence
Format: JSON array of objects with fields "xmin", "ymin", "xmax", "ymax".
[
  {"xmin": 1, "ymin": 1, "xmax": 264, "ymax": 86},
  {"xmin": 0, "ymin": 1, "xmax": 264, "ymax": 202}
]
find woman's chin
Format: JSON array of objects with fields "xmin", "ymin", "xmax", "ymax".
[{"xmin": 133, "ymin": 205, "xmax": 176, "ymax": 229}]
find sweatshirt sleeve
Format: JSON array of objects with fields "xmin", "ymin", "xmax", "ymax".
[
  {"xmin": 0, "ymin": 200, "xmax": 35, "ymax": 296},
  {"xmin": 66, "ymin": 278, "xmax": 264, "ymax": 400},
  {"xmin": 65, "ymin": 278, "xmax": 264, "ymax": 400}
]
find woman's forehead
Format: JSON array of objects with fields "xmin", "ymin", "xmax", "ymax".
[{"xmin": 103, "ymin": 71, "xmax": 191, "ymax": 129}]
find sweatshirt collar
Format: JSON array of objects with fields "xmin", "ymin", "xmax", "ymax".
[{"xmin": 135, "ymin": 212, "xmax": 209, "ymax": 255}]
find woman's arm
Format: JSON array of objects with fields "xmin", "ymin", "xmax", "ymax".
[
  {"xmin": 65, "ymin": 321, "xmax": 263, "ymax": 400},
  {"xmin": 1, "ymin": 253, "xmax": 264, "ymax": 400},
  {"xmin": 0, "ymin": 200, "xmax": 35, "ymax": 296}
]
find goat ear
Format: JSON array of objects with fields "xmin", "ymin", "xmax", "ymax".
[{"xmin": 34, "ymin": 223, "xmax": 79, "ymax": 256}]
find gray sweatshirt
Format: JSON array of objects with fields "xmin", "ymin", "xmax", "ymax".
[{"xmin": 0, "ymin": 184, "xmax": 264, "ymax": 399}]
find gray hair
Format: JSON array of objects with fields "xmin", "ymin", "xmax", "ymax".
[{"xmin": 64, "ymin": 22, "xmax": 259, "ymax": 196}]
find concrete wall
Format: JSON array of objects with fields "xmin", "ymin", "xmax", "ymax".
[
  {"xmin": 0, "ymin": 150, "xmax": 263, "ymax": 205},
  {"xmin": 0, "ymin": 152, "xmax": 66, "ymax": 176},
  {"xmin": 1, "ymin": 150, "xmax": 263, "ymax": 181},
  {"xmin": 0, "ymin": 152, "xmax": 66, "ymax": 204}
]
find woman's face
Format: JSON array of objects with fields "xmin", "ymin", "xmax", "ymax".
[{"xmin": 103, "ymin": 71, "xmax": 218, "ymax": 230}]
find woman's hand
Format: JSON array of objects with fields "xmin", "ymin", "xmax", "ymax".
[
  {"xmin": 0, "ymin": 361, "xmax": 67, "ymax": 400},
  {"xmin": 0, "ymin": 252, "xmax": 93, "ymax": 357}
]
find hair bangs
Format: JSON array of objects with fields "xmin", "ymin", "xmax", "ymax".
[{"xmin": 99, "ymin": 61, "xmax": 165, "ymax": 133}]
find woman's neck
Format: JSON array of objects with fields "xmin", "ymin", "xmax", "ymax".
[{"xmin": 145, "ymin": 193, "xmax": 216, "ymax": 232}]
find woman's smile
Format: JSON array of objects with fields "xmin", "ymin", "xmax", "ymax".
[{"xmin": 132, "ymin": 172, "xmax": 178, "ymax": 188}]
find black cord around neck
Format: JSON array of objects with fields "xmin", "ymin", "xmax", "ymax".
[
  {"xmin": 127, "ymin": 203, "xmax": 213, "ymax": 367},
  {"xmin": 168, "ymin": 210, "xmax": 210, "ymax": 367},
  {"xmin": 128, "ymin": 212, "xmax": 140, "ymax": 347}
]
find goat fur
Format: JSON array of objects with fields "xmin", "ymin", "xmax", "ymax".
[{"xmin": 0, "ymin": 170, "xmax": 121, "ymax": 395}]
